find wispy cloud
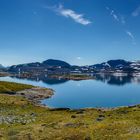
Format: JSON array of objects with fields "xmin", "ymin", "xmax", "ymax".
[
  {"xmin": 126, "ymin": 31, "xmax": 134, "ymax": 40},
  {"xmin": 106, "ymin": 7, "xmax": 136, "ymax": 46},
  {"xmin": 106, "ymin": 7, "xmax": 119, "ymax": 22},
  {"xmin": 132, "ymin": 6, "xmax": 140, "ymax": 17},
  {"xmin": 120, "ymin": 16, "xmax": 126, "ymax": 25},
  {"xmin": 110, "ymin": 10, "xmax": 119, "ymax": 21},
  {"xmin": 106, "ymin": 7, "xmax": 126, "ymax": 24},
  {"xmin": 49, "ymin": 4, "xmax": 92, "ymax": 25},
  {"xmin": 126, "ymin": 31, "xmax": 136, "ymax": 45}
]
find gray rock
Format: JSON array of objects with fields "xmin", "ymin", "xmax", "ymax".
[{"xmin": 16, "ymin": 87, "xmax": 54, "ymax": 104}]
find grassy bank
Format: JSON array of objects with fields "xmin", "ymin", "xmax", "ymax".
[
  {"xmin": 0, "ymin": 81, "xmax": 33, "ymax": 94},
  {"xmin": 0, "ymin": 81, "xmax": 140, "ymax": 139}
]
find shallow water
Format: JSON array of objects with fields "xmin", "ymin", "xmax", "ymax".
[{"xmin": 0, "ymin": 75, "xmax": 140, "ymax": 109}]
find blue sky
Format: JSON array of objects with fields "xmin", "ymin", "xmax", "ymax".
[{"xmin": 0, "ymin": 0, "xmax": 140, "ymax": 66}]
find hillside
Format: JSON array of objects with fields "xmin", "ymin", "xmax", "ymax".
[
  {"xmin": 8, "ymin": 59, "xmax": 71, "ymax": 74},
  {"xmin": 0, "ymin": 81, "xmax": 140, "ymax": 139}
]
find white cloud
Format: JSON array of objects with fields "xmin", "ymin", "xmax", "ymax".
[
  {"xmin": 53, "ymin": 4, "xmax": 92, "ymax": 25},
  {"xmin": 76, "ymin": 57, "xmax": 82, "ymax": 60},
  {"xmin": 132, "ymin": 6, "xmax": 140, "ymax": 17},
  {"xmin": 126, "ymin": 31, "xmax": 136, "ymax": 45}
]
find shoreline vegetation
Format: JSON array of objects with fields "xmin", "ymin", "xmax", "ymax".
[
  {"xmin": 0, "ymin": 81, "xmax": 140, "ymax": 139},
  {"xmin": 48, "ymin": 74, "xmax": 94, "ymax": 80},
  {"xmin": 1, "ymin": 72, "xmax": 95, "ymax": 80},
  {"xmin": 3, "ymin": 71, "xmax": 140, "ymax": 82},
  {"xmin": 0, "ymin": 72, "xmax": 10, "ymax": 77}
]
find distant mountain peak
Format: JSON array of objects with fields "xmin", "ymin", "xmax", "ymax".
[
  {"xmin": 42, "ymin": 59, "xmax": 71, "ymax": 68},
  {"xmin": 0, "ymin": 64, "xmax": 4, "ymax": 68},
  {"xmin": 106, "ymin": 59, "xmax": 131, "ymax": 68},
  {"xmin": 92, "ymin": 59, "xmax": 132, "ymax": 70}
]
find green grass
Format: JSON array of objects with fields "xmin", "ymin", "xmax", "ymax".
[
  {"xmin": 0, "ymin": 81, "xmax": 33, "ymax": 94},
  {"xmin": 0, "ymin": 81, "xmax": 140, "ymax": 139}
]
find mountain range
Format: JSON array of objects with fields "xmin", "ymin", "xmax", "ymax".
[
  {"xmin": 91, "ymin": 60, "xmax": 140, "ymax": 72},
  {"xmin": 5, "ymin": 59, "xmax": 140, "ymax": 74}
]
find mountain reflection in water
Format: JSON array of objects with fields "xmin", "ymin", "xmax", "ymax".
[
  {"xmin": 1, "ymin": 74, "xmax": 140, "ymax": 108},
  {"xmin": 12, "ymin": 73, "xmax": 140, "ymax": 86},
  {"xmin": 95, "ymin": 74, "xmax": 140, "ymax": 86}
]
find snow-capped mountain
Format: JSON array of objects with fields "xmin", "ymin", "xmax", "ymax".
[
  {"xmin": 91, "ymin": 60, "xmax": 130, "ymax": 70},
  {"xmin": 90, "ymin": 60, "xmax": 140, "ymax": 72},
  {"xmin": 0, "ymin": 64, "xmax": 4, "ymax": 69},
  {"xmin": 130, "ymin": 61, "xmax": 140, "ymax": 71}
]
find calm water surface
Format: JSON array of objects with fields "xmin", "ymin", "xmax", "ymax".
[{"xmin": 0, "ymin": 75, "xmax": 140, "ymax": 109}]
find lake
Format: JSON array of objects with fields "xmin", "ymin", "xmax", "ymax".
[{"xmin": 0, "ymin": 74, "xmax": 140, "ymax": 109}]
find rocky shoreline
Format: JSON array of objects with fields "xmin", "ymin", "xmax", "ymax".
[
  {"xmin": 16, "ymin": 87, "xmax": 54, "ymax": 105},
  {"xmin": 16, "ymin": 87, "xmax": 137, "ymax": 111}
]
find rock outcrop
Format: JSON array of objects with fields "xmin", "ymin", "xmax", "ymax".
[{"xmin": 16, "ymin": 87, "xmax": 54, "ymax": 104}]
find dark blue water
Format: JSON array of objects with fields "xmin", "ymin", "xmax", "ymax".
[{"xmin": 1, "ymin": 75, "xmax": 140, "ymax": 109}]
